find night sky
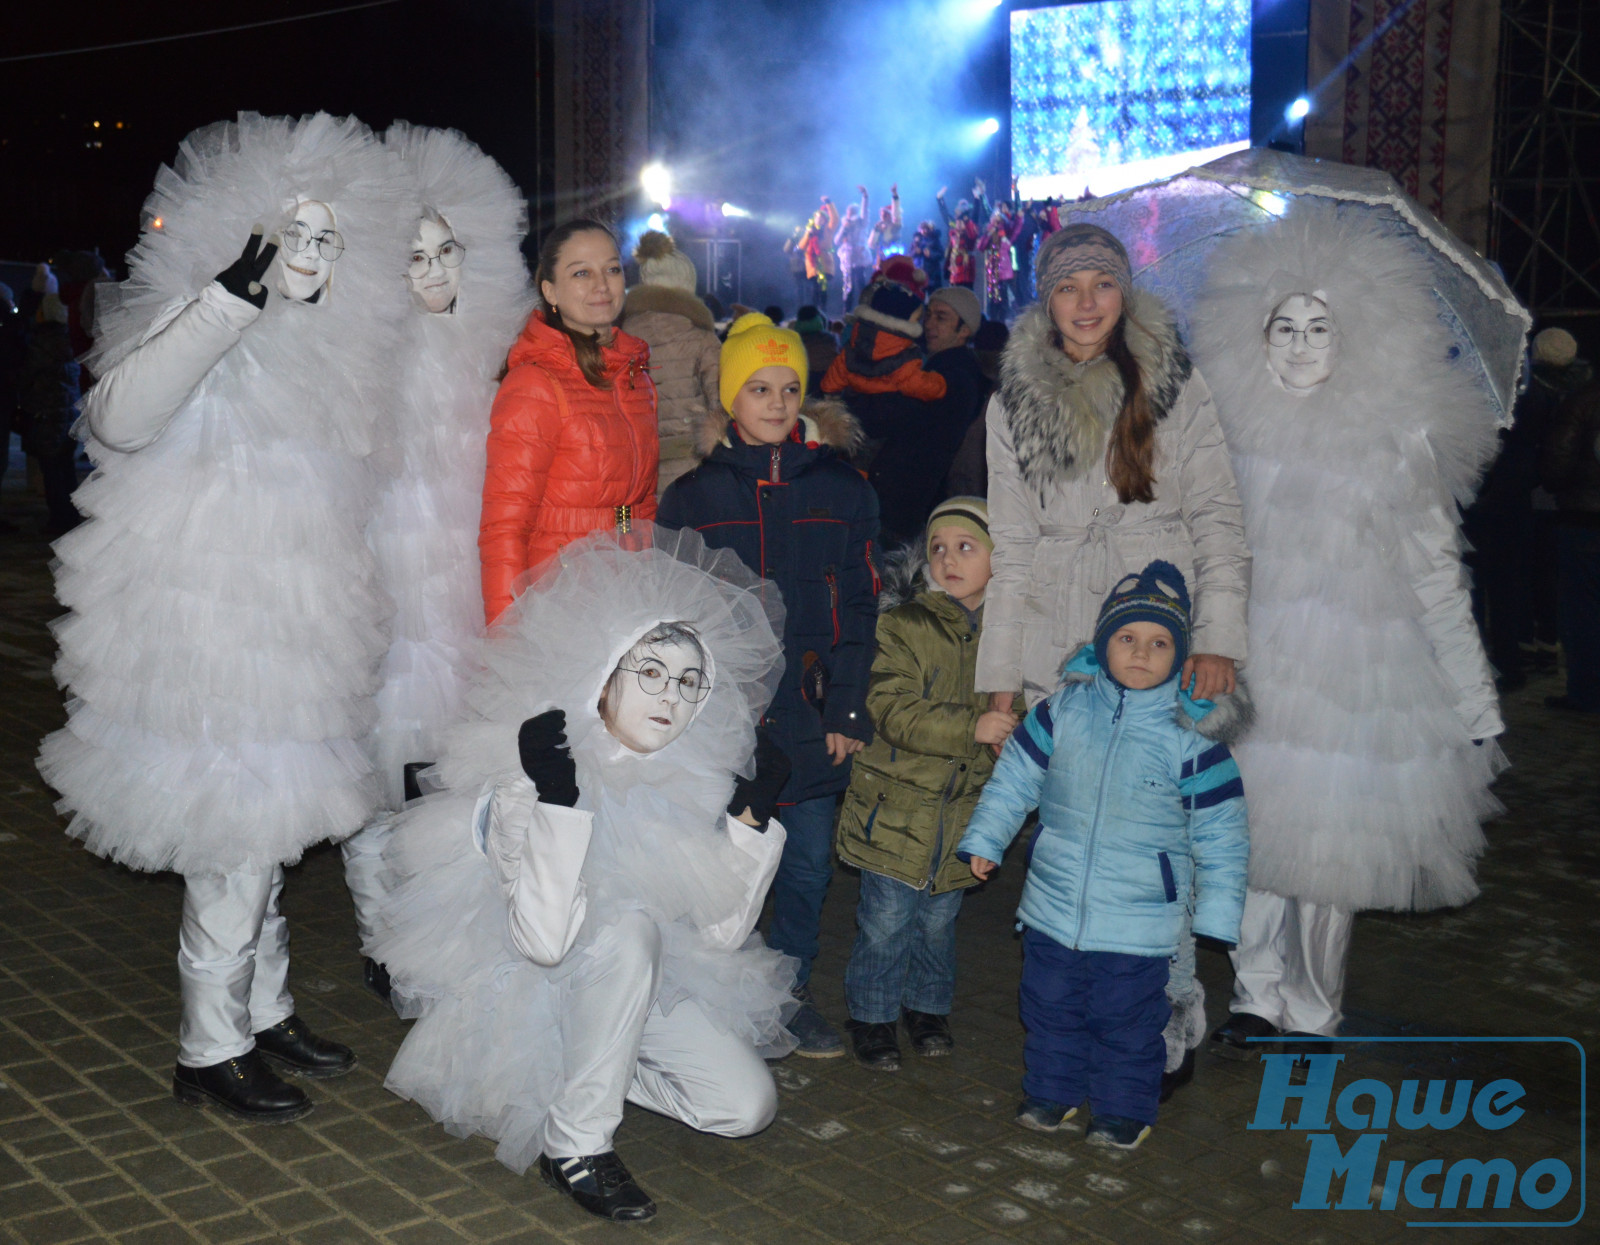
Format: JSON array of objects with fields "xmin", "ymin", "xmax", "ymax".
[{"xmin": 2, "ymin": 2, "xmax": 553, "ymax": 271}]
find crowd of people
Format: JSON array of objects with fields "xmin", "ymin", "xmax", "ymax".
[
  {"xmin": 11, "ymin": 109, "xmax": 1599, "ymax": 1227},
  {"xmin": 783, "ymin": 177, "xmax": 1081, "ymax": 326}
]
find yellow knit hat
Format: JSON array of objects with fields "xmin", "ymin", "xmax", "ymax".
[{"xmin": 719, "ymin": 312, "xmax": 807, "ymax": 413}]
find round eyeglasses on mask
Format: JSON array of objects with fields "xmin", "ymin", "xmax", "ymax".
[
  {"xmin": 281, "ymin": 221, "xmax": 345, "ymax": 262},
  {"xmin": 615, "ymin": 659, "xmax": 711, "ymax": 703},
  {"xmin": 1265, "ymin": 321, "xmax": 1332, "ymax": 350},
  {"xmin": 408, "ymin": 239, "xmax": 466, "ymax": 280}
]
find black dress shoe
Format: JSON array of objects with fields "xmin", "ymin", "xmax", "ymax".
[
  {"xmin": 847, "ymin": 1020, "xmax": 901, "ymax": 1071},
  {"xmin": 363, "ymin": 957, "xmax": 393, "ymax": 1005},
  {"xmin": 902, "ymin": 1008, "xmax": 954, "ymax": 1056},
  {"xmin": 1160, "ymin": 1047, "xmax": 1195, "ymax": 1102},
  {"xmin": 538, "ymin": 1151, "xmax": 656, "ymax": 1221},
  {"xmin": 253, "ymin": 1014, "xmax": 357, "ymax": 1078},
  {"xmin": 1209, "ymin": 1012, "xmax": 1279, "ymax": 1060},
  {"xmin": 172, "ymin": 1051, "xmax": 312, "ymax": 1123}
]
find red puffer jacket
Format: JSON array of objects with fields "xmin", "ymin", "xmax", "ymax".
[{"xmin": 480, "ymin": 310, "xmax": 659, "ymax": 624}]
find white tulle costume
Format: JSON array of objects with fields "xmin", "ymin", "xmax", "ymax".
[
  {"xmin": 1190, "ymin": 201, "xmax": 1506, "ymax": 1034},
  {"xmin": 37, "ymin": 112, "xmax": 410, "ymax": 1067},
  {"xmin": 368, "ymin": 526, "xmax": 799, "ymax": 1172},
  {"xmin": 342, "ymin": 125, "xmax": 534, "ymax": 950},
  {"xmin": 41, "ymin": 113, "xmax": 409, "ymax": 877},
  {"xmin": 366, "ymin": 123, "xmax": 534, "ymax": 806}
]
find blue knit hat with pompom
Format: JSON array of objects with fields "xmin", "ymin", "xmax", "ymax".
[{"xmin": 1093, "ymin": 560, "xmax": 1191, "ymax": 683}]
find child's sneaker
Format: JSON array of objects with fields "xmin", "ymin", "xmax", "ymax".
[
  {"xmin": 787, "ymin": 989, "xmax": 844, "ymax": 1058},
  {"xmin": 1085, "ymin": 1115, "xmax": 1151, "ymax": 1150},
  {"xmin": 1015, "ymin": 1097, "xmax": 1077, "ymax": 1131}
]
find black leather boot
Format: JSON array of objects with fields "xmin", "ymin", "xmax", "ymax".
[
  {"xmin": 847, "ymin": 1020, "xmax": 901, "ymax": 1071},
  {"xmin": 902, "ymin": 1008, "xmax": 955, "ymax": 1056},
  {"xmin": 172, "ymin": 1050, "xmax": 312, "ymax": 1123},
  {"xmin": 253, "ymin": 1014, "xmax": 357, "ymax": 1078},
  {"xmin": 538, "ymin": 1151, "xmax": 657, "ymax": 1221}
]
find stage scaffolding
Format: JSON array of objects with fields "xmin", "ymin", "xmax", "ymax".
[{"xmin": 1489, "ymin": 0, "xmax": 1600, "ymax": 318}]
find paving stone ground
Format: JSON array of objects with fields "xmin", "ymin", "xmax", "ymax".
[{"xmin": 1, "ymin": 477, "xmax": 1594, "ymax": 1244}]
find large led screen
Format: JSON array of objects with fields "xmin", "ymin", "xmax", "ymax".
[{"xmin": 1011, "ymin": 0, "xmax": 1252, "ymax": 200}]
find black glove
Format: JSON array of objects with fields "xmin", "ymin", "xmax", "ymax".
[
  {"xmin": 518, "ymin": 709, "xmax": 579, "ymax": 808},
  {"xmin": 215, "ymin": 227, "xmax": 278, "ymax": 309},
  {"xmin": 728, "ymin": 727, "xmax": 792, "ymax": 830}
]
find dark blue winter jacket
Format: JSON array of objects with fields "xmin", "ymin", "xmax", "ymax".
[{"xmin": 658, "ymin": 400, "xmax": 881, "ymax": 804}]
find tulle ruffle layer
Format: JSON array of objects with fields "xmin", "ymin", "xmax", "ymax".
[{"xmin": 370, "ymin": 791, "xmax": 797, "ymax": 1174}]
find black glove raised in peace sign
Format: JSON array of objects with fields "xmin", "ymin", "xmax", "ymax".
[{"xmin": 215, "ymin": 226, "xmax": 279, "ymax": 309}]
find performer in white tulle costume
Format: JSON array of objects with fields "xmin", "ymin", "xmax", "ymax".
[
  {"xmin": 1189, "ymin": 202, "xmax": 1505, "ymax": 1048},
  {"xmin": 341, "ymin": 123, "xmax": 534, "ymax": 1002},
  {"xmin": 368, "ymin": 526, "xmax": 799, "ymax": 1223},
  {"xmin": 38, "ymin": 113, "xmax": 409, "ymax": 1122}
]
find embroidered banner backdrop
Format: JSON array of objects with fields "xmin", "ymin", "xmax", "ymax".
[
  {"xmin": 550, "ymin": 0, "xmax": 649, "ymax": 226},
  {"xmin": 1305, "ymin": 0, "xmax": 1501, "ymax": 253}
]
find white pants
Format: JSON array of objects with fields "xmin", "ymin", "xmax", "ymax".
[
  {"xmin": 341, "ymin": 819, "xmax": 391, "ymax": 948},
  {"xmin": 177, "ymin": 867, "xmax": 296, "ymax": 1067},
  {"xmin": 543, "ymin": 909, "xmax": 778, "ymax": 1157},
  {"xmin": 1228, "ymin": 888, "xmax": 1354, "ymax": 1037}
]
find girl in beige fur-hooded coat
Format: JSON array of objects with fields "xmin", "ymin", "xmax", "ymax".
[
  {"xmin": 621, "ymin": 231, "xmax": 721, "ymax": 494},
  {"xmin": 978, "ymin": 224, "xmax": 1251, "ymax": 709}
]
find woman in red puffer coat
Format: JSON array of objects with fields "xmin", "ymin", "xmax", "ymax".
[{"xmin": 479, "ymin": 220, "xmax": 659, "ymax": 625}]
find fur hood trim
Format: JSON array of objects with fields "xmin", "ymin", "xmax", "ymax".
[
  {"xmin": 999, "ymin": 290, "xmax": 1191, "ymax": 490},
  {"xmin": 693, "ymin": 396, "xmax": 864, "ymax": 460},
  {"xmin": 850, "ymin": 301, "xmax": 923, "ymax": 340},
  {"xmin": 623, "ymin": 282, "xmax": 715, "ymax": 331},
  {"xmin": 1060, "ymin": 665, "xmax": 1254, "ymax": 744},
  {"xmin": 875, "ymin": 541, "xmax": 928, "ymax": 613}
]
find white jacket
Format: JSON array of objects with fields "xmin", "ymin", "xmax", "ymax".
[
  {"xmin": 978, "ymin": 296, "xmax": 1251, "ymax": 703},
  {"xmin": 475, "ymin": 776, "xmax": 786, "ymax": 965}
]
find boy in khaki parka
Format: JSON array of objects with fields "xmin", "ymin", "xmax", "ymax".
[{"xmin": 836, "ymin": 497, "xmax": 1019, "ymax": 1070}]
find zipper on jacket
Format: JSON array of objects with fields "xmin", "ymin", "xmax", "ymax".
[
  {"xmin": 1075, "ymin": 686, "xmax": 1127, "ymax": 946},
  {"xmin": 865, "ymin": 539, "xmax": 882, "ymax": 595},
  {"xmin": 769, "ymin": 445, "xmax": 782, "ymax": 483},
  {"xmin": 825, "ymin": 566, "xmax": 840, "ymax": 645}
]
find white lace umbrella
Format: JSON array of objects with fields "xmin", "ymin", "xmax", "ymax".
[{"xmin": 1065, "ymin": 148, "xmax": 1531, "ymax": 426}]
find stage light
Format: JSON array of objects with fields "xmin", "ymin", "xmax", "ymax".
[
  {"xmin": 646, "ymin": 212, "xmax": 666, "ymax": 233},
  {"xmin": 1286, "ymin": 97, "xmax": 1312, "ymax": 121},
  {"xmin": 640, "ymin": 162, "xmax": 672, "ymax": 210},
  {"xmin": 979, "ymin": 117, "xmax": 1001, "ymax": 137},
  {"xmin": 721, "ymin": 203, "xmax": 751, "ymax": 218}
]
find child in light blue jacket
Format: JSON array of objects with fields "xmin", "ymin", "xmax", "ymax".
[{"xmin": 958, "ymin": 561, "xmax": 1249, "ymax": 1150}]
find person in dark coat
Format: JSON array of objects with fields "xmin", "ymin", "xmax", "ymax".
[
  {"xmin": 826, "ymin": 265, "xmax": 984, "ymax": 545},
  {"xmin": 18, "ymin": 290, "xmax": 83, "ymax": 534},
  {"xmin": 1540, "ymin": 354, "xmax": 1600, "ymax": 713},
  {"xmin": 1465, "ymin": 327, "xmax": 1592, "ymax": 689},
  {"xmin": 658, "ymin": 312, "xmax": 880, "ymax": 1058}
]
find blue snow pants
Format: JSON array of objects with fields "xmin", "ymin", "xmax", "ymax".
[{"xmin": 1019, "ymin": 927, "xmax": 1170, "ymax": 1126}]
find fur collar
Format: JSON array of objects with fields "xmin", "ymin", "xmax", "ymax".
[
  {"xmin": 623, "ymin": 282, "xmax": 716, "ymax": 331},
  {"xmin": 693, "ymin": 396, "xmax": 863, "ymax": 460},
  {"xmin": 999, "ymin": 290, "xmax": 1191, "ymax": 491},
  {"xmin": 1061, "ymin": 665, "xmax": 1255, "ymax": 744}
]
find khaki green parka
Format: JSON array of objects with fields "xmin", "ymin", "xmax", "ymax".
[{"xmin": 836, "ymin": 588, "xmax": 995, "ymax": 894}]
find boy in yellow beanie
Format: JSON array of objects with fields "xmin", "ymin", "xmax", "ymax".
[{"xmin": 659, "ymin": 313, "xmax": 882, "ymax": 1058}]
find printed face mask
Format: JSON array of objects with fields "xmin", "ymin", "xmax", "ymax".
[
  {"xmin": 603, "ymin": 636, "xmax": 708, "ymax": 754},
  {"xmin": 1265, "ymin": 293, "xmax": 1338, "ymax": 391},
  {"xmin": 407, "ymin": 216, "xmax": 463, "ymax": 313},
  {"xmin": 275, "ymin": 199, "xmax": 341, "ymax": 302}
]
